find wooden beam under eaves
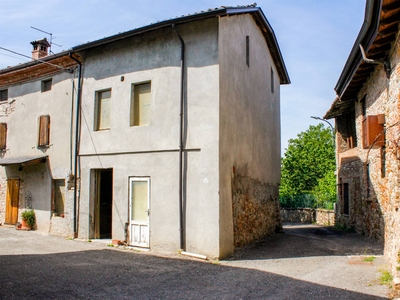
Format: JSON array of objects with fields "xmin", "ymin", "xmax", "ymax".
[
  {"xmin": 380, "ymin": 10, "xmax": 400, "ymax": 26},
  {"xmin": 382, "ymin": 1, "xmax": 400, "ymax": 13},
  {"xmin": 379, "ymin": 22, "xmax": 399, "ymax": 36}
]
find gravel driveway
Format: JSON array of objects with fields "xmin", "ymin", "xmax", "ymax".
[{"xmin": 0, "ymin": 223, "xmax": 390, "ymax": 299}]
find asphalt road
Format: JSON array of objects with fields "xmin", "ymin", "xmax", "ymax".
[{"xmin": 0, "ymin": 224, "xmax": 390, "ymax": 299}]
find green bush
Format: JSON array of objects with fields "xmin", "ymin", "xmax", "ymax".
[{"xmin": 21, "ymin": 209, "xmax": 36, "ymax": 227}]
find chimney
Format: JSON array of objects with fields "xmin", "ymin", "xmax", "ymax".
[{"xmin": 30, "ymin": 38, "xmax": 51, "ymax": 60}]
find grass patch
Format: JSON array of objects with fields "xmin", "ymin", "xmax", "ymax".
[
  {"xmin": 363, "ymin": 256, "xmax": 376, "ymax": 262},
  {"xmin": 379, "ymin": 269, "xmax": 393, "ymax": 287}
]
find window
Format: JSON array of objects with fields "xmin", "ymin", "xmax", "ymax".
[
  {"xmin": 337, "ymin": 110, "xmax": 357, "ymax": 150},
  {"xmin": 52, "ymin": 179, "xmax": 65, "ymax": 216},
  {"xmin": 246, "ymin": 36, "xmax": 250, "ymax": 67},
  {"xmin": 41, "ymin": 79, "xmax": 52, "ymax": 92},
  {"xmin": 0, "ymin": 123, "xmax": 7, "ymax": 151},
  {"xmin": 95, "ymin": 89, "xmax": 111, "ymax": 131},
  {"xmin": 361, "ymin": 95, "xmax": 367, "ymax": 118},
  {"xmin": 0, "ymin": 89, "xmax": 8, "ymax": 101},
  {"xmin": 130, "ymin": 83, "xmax": 151, "ymax": 126},
  {"xmin": 38, "ymin": 115, "xmax": 50, "ymax": 147},
  {"xmin": 343, "ymin": 183, "xmax": 349, "ymax": 215},
  {"xmin": 271, "ymin": 68, "xmax": 274, "ymax": 93},
  {"xmin": 381, "ymin": 146, "xmax": 386, "ymax": 178}
]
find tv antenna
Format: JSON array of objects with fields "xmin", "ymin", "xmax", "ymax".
[{"xmin": 30, "ymin": 26, "xmax": 62, "ymax": 54}]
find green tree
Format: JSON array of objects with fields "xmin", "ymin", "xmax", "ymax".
[
  {"xmin": 312, "ymin": 171, "xmax": 336, "ymax": 209},
  {"xmin": 280, "ymin": 123, "xmax": 336, "ymax": 208}
]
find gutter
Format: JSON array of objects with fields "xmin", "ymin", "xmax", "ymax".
[
  {"xmin": 69, "ymin": 53, "xmax": 82, "ymax": 238},
  {"xmin": 172, "ymin": 24, "xmax": 186, "ymax": 251},
  {"xmin": 334, "ymin": 0, "xmax": 382, "ymax": 97}
]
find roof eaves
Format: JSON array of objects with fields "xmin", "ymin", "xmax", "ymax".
[
  {"xmin": 71, "ymin": 6, "xmax": 290, "ymax": 85},
  {"xmin": 334, "ymin": 0, "xmax": 382, "ymax": 97},
  {"xmin": 0, "ymin": 49, "xmax": 78, "ymax": 75},
  {"xmin": 251, "ymin": 8, "xmax": 290, "ymax": 84},
  {"xmin": 72, "ymin": 7, "xmax": 230, "ymax": 52}
]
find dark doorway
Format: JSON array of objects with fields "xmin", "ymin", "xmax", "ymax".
[{"xmin": 94, "ymin": 169, "xmax": 113, "ymax": 239}]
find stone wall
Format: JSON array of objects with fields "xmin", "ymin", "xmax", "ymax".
[
  {"xmin": 232, "ymin": 174, "xmax": 281, "ymax": 247},
  {"xmin": 280, "ymin": 208, "xmax": 335, "ymax": 226},
  {"xmin": 335, "ymin": 35, "xmax": 400, "ymax": 278}
]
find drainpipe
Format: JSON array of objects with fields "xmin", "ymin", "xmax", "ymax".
[
  {"xmin": 69, "ymin": 53, "xmax": 82, "ymax": 238},
  {"xmin": 172, "ymin": 24, "xmax": 185, "ymax": 251},
  {"xmin": 359, "ymin": 44, "xmax": 391, "ymax": 78}
]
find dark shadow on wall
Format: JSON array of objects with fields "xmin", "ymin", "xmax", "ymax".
[
  {"xmin": 229, "ymin": 223, "xmax": 383, "ymax": 261},
  {"xmin": 336, "ymin": 156, "xmax": 385, "ymax": 243},
  {"xmin": 0, "ymin": 248, "xmax": 386, "ymax": 299}
]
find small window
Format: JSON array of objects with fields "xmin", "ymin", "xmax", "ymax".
[
  {"xmin": 52, "ymin": 179, "xmax": 65, "ymax": 216},
  {"xmin": 343, "ymin": 183, "xmax": 349, "ymax": 215},
  {"xmin": 130, "ymin": 83, "xmax": 151, "ymax": 126},
  {"xmin": 41, "ymin": 79, "xmax": 52, "ymax": 92},
  {"xmin": 381, "ymin": 146, "xmax": 386, "ymax": 178},
  {"xmin": 0, "ymin": 123, "xmax": 7, "ymax": 151},
  {"xmin": 95, "ymin": 89, "xmax": 111, "ymax": 131},
  {"xmin": 361, "ymin": 95, "xmax": 367, "ymax": 118},
  {"xmin": 246, "ymin": 36, "xmax": 250, "ymax": 67},
  {"xmin": 0, "ymin": 89, "xmax": 8, "ymax": 101},
  {"xmin": 38, "ymin": 115, "xmax": 50, "ymax": 147},
  {"xmin": 271, "ymin": 68, "xmax": 274, "ymax": 93}
]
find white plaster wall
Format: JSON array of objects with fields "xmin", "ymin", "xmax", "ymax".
[
  {"xmin": 0, "ymin": 71, "xmax": 77, "ymax": 232},
  {"xmin": 218, "ymin": 14, "xmax": 282, "ymax": 257},
  {"xmin": 78, "ymin": 19, "xmax": 221, "ymax": 257}
]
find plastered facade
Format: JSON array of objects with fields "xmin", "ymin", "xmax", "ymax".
[
  {"xmin": 77, "ymin": 14, "xmax": 284, "ymax": 258},
  {"xmin": 0, "ymin": 70, "xmax": 78, "ymax": 236}
]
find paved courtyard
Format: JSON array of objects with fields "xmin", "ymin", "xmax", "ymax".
[{"xmin": 0, "ymin": 223, "xmax": 391, "ymax": 299}]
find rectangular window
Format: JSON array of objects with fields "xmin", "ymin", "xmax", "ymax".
[
  {"xmin": 361, "ymin": 96, "xmax": 367, "ymax": 118},
  {"xmin": 0, "ymin": 123, "xmax": 7, "ymax": 151},
  {"xmin": 381, "ymin": 146, "xmax": 386, "ymax": 178},
  {"xmin": 343, "ymin": 183, "xmax": 349, "ymax": 215},
  {"xmin": 271, "ymin": 68, "xmax": 274, "ymax": 93},
  {"xmin": 52, "ymin": 179, "xmax": 65, "ymax": 216},
  {"xmin": 38, "ymin": 115, "xmax": 50, "ymax": 147},
  {"xmin": 130, "ymin": 83, "xmax": 151, "ymax": 126},
  {"xmin": 95, "ymin": 89, "xmax": 111, "ymax": 130},
  {"xmin": 0, "ymin": 89, "xmax": 8, "ymax": 101},
  {"xmin": 41, "ymin": 79, "xmax": 52, "ymax": 92},
  {"xmin": 246, "ymin": 36, "xmax": 250, "ymax": 67}
]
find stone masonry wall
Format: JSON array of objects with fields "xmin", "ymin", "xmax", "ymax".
[
  {"xmin": 232, "ymin": 174, "xmax": 281, "ymax": 247},
  {"xmin": 280, "ymin": 208, "xmax": 335, "ymax": 226},
  {"xmin": 335, "ymin": 35, "xmax": 400, "ymax": 278}
]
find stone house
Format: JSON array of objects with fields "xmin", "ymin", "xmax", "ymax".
[
  {"xmin": 0, "ymin": 5, "xmax": 289, "ymax": 259},
  {"xmin": 0, "ymin": 39, "xmax": 82, "ymax": 236},
  {"xmin": 324, "ymin": 0, "xmax": 400, "ymax": 278}
]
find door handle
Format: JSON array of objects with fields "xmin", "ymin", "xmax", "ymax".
[{"xmin": 145, "ymin": 210, "xmax": 150, "ymax": 216}]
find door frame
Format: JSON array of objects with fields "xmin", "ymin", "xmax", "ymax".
[
  {"xmin": 91, "ymin": 169, "xmax": 113, "ymax": 239},
  {"xmin": 128, "ymin": 177, "xmax": 150, "ymax": 248},
  {"xmin": 5, "ymin": 178, "xmax": 20, "ymax": 225}
]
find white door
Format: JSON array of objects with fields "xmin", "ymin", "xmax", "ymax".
[{"xmin": 129, "ymin": 177, "xmax": 150, "ymax": 247}]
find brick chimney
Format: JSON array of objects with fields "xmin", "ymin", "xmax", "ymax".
[{"xmin": 30, "ymin": 38, "xmax": 50, "ymax": 60}]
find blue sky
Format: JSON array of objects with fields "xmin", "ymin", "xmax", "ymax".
[{"xmin": 0, "ymin": 0, "xmax": 366, "ymax": 155}]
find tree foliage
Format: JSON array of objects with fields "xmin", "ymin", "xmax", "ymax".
[{"xmin": 280, "ymin": 123, "xmax": 336, "ymax": 209}]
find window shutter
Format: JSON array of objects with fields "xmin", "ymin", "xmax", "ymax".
[
  {"xmin": 38, "ymin": 115, "xmax": 50, "ymax": 147},
  {"xmin": 0, "ymin": 123, "xmax": 7, "ymax": 150}
]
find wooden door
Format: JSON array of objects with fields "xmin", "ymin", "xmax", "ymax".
[
  {"xmin": 129, "ymin": 177, "xmax": 150, "ymax": 247},
  {"xmin": 5, "ymin": 179, "xmax": 20, "ymax": 224}
]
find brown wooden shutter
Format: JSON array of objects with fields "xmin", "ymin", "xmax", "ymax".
[
  {"xmin": 38, "ymin": 115, "xmax": 50, "ymax": 147},
  {"xmin": 0, "ymin": 123, "xmax": 7, "ymax": 150}
]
